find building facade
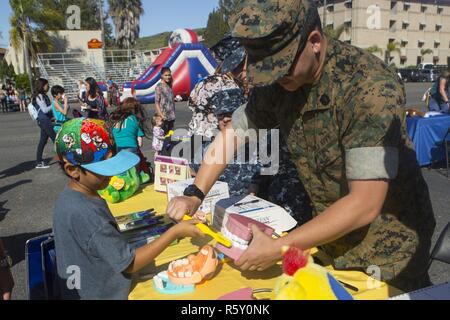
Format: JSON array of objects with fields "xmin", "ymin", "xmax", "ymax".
[
  {"xmin": 317, "ymin": 0, "xmax": 450, "ymax": 67},
  {"xmin": 5, "ymin": 30, "xmax": 104, "ymax": 75}
]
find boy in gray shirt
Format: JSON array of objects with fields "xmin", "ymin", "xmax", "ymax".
[{"xmin": 53, "ymin": 118, "xmax": 203, "ymax": 300}]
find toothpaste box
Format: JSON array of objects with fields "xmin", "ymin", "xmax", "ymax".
[
  {"xmin": 213, "ymin": 195, "xmax": 298, "ymax": 235},
  {"xmin": 167, "ymin": 178, "xmax": 230, "ymax": 214}
]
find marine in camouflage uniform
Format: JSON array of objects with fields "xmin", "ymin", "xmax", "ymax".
[{"xmin": 229, "ymin": 0, "xmax": 436, "ymax": 291}]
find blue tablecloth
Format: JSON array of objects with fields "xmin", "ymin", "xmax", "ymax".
[{"xmin": 406, "ymin": 114, "xmax": 450, "ymax": 166}]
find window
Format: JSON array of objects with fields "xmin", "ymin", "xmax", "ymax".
[
  {"xmin": 389, "ymin": 20, "xmax": 396, "ymax": 29},
  {"xmin": 400, "ymin": 57, "xmax": 407, "ymax": 66},
  {"xmin": 434, "ymin": 41, "xmax": 440, "ymax": 49},
  {"xmin": 418, "ymin": 40, "xmax": 424, "ymax": 48},
  {"xmin": 436, "ymin": 24, "xmax": 442, "ymax": 31},
  {"xmin": 327, "ymin": 4, "xmax": 334, "ymax": 12},
  {"xmin": 421, "ymin": 5, "xmax": 427, "ymax": 13},
  {"xmin": 391, "ymin": 1, "xmax": 397, "ymax": 10},
  {"xmin": 404, "ymin": 2, "xmax": 410, "ymax": 11},
  {"xmin": 401, "ymin": 39, "xmax": 408, "ymax": 47},
  {"xmin": 437, "ymin": 6, "xmax": 443, "ymax": 14},
  {"xmin": 419, "ymin": 22, "xmax": 426, "ymax": 31},
  {"xmin": 402, "ymin": 21, "xmax": 409, "ymax": 30},
  {"xmin": 344, "ymin": 0, "xmax": 352, "ymax": 9}
]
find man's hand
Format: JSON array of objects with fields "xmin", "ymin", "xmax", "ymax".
[
  {"xmin": 167, "ymin": 196, "xmax": 202, "ymax": 221},
  {"xmin": 0, "ymin": 267, "xmax": 14, "ymax": 300},
  {"xmin": 235, "ymin": 225, "xmax": 282, "ymax": 272}
]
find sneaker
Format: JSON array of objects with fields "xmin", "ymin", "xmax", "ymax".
[{"xmin": 35, "ymin": 162, "xmax": 50, "ymax": 169}]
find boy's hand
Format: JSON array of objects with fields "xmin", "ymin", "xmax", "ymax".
[{"xmin": 171, "ymin": 219, "xmax": 205, "ymax": 239}]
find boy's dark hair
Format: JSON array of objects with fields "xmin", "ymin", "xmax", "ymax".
[
  {"xmin": 59, "ymin": 159, "xmax": 87, "ymax": 178},
  {"xmin": 51, "ymin": 85, "xmax": 65, "ymax": 98}
]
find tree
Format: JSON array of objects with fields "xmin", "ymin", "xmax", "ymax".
[
  {"xmin": 324, "ymin": 24, "xmax": 347, "ymax": 40},
  {"xmin": 9, "ymin": 0, "xmax": 63, "ymax": 91},
  {"xmin": 14, "ymin": 73, "xmax": 31, "ymax": 92},
  {"xmin": 0, "ymin": 60, "xmax": 15, "ymax": 81},
  {"xmin": 420, "ymin": 48, "xmax": 433, "ymax": 64},
  {"xmin": 108, "ymin": 0, "xmax": 144, "ymax": 49},
  {"xmin": 385, "ymin": 41, "xmax": 401, "ymax": 65},
  {"xmin": 365, "ymin": 45, "xmax": 383, "ymax": 56},
  {"xmin": 204, "ymin": 8, "xmax": 230, "ymax": 48}
]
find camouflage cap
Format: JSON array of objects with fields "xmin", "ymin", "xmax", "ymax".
[
  {"xmin": 228, "ymin": 0, "xmax": 318, "ymax": 86},
  {"xmin": 211, "ymin": 88, "xmax": 246, "ymax": 116}
]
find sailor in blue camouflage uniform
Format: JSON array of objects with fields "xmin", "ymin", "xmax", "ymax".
[
  {"xmin": 215, "ymin": 34, "xmax": 313, "ymax": 224},
  {"xmin": 191, "ymin": 88, "xmax": 261, "ymax": 196}
]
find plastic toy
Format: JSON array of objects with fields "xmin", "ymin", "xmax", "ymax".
[
  {"xmin": 218, "ymin": 288, "xmax": 273, "ymax": 300},
  {"xmin": 215, "ymin": 214, "xmax": 275, "ymax": 261},
  {"xmin": 183, "ymin": 215, "xmax": 231, "ymax": 248},
  {"xmin": 274, "ymin": 246, "xmax": 353, "ymax": 300},
  {"xmin": 98, "ymin": 167, "xmax": 140, "ymax": 203},
  {"xmin": 167, "ymin": 245, "xmax": 218, "ymax": 285},
  {"xmin": 153, "ymin": 271, "xmax": 195, "ymax": 295}
]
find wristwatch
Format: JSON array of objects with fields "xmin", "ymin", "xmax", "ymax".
[
  {"xmin": 183, "ymin": 184, "xmax": 206, "ymax": 202},
  {"xmin": 0, "ymin": 253, "xmax": 12, "ymax": 268}
]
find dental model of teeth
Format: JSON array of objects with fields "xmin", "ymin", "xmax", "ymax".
[
  {"xmin": 216, "ymin": 214, "xmax": 275, "ymax": 261},
  {"xmin": 153, "ymin": 271, "xmax": 195, "ymax": 295},
  {"xmin": 167, "ymin": 245, "xmax": 219, "ymax": 285}
]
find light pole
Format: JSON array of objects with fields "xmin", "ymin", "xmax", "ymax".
[{"xmin": 323, "ymin": 0, "xmax": 327, "ymax": 30}]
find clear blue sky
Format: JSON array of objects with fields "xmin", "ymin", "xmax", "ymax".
[{"xmin": 0, "ymin": 0, "xmax": 220, "ymax": 48}]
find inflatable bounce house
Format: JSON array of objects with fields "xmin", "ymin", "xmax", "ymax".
[{"xmin": 123, "ymin": 29, "xmax": 217, "ymax": 104}]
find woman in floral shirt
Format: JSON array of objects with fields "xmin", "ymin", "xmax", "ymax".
[
  {"xmin": 187, "ymin": 74, "xmax": 239, "ymax": 139},
  {"xmin": 155, "ymin": 67, "xmax": 176, "ymax": 134}
]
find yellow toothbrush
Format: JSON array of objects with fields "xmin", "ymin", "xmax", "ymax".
[{"xmin": 183, "ymin": 215, "xmax": 232, "ymax": 248}]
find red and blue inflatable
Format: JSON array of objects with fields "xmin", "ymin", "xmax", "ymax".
[{"xmin": 124, "ymin": 29, "xmax": 217, "ymax": 104}]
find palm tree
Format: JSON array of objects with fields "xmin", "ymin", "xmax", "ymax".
[
  {"xmin": 324, "ymin": 24, "xmax": 347, "ymax": 40},
  {"xmin": 420, "ymin": 48, "xmax": 433, "ymax": 64},
  {"xmin": 365, "ymin": 45, "xmax": 383, "ymax": 57},
  {"xmin": 108, "ymin": 0, "xmax": 144, "ymax": 49},
  {"xmin": 9, "ymin": 0, "xmax": 63, "ymax": 90},
  {"xmin": 385, "ymin": 41, "xmax": 401, "ymax": 65}
]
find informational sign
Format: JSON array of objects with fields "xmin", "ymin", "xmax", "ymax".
[{"xmin": 88, "ymin": 38, "xmax": 103, "ymax": 49}]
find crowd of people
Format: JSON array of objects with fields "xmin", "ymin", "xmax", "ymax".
[{"xmin": 0, "ymin": 83, "xmax": 28, "ymax": 113}]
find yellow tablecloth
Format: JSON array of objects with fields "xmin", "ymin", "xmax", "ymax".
[{"xmin": 109, "ymin": 184, "xmax": 403, "ymax": 300}]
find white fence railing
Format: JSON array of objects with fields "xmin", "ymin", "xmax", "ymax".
[{"xmin": 37, "ymin": 49, "xmax": 161, "ymax": 102}]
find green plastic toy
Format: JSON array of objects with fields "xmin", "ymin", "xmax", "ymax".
[{"xmin": 99, "ymin": 167, "xmax": 145, "ymax": 203}]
